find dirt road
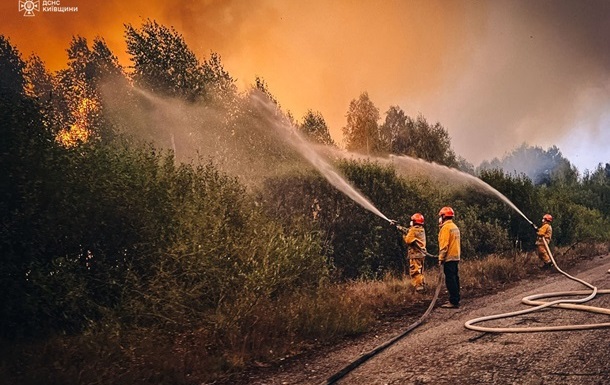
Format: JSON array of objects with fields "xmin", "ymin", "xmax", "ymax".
[{"xmin": 226, "ymin": 253, "xmax": 610, "ymax": 385}]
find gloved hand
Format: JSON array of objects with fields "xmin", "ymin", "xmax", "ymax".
[{"xmin": 389, "ymin": 219, "xmax": 398, "ymax": 227}]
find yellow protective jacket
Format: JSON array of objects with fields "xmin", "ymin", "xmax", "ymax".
[
  {"xmin": 536, "ymin": 223, "xmax": 552, "ymax": 245},
  {"xmin": 403, "ymin": 225, "xmax": 426, "ymax": 259},
  {"xmin": 438, "ymin": 219, "xmax": 460, "ymax": 262}
]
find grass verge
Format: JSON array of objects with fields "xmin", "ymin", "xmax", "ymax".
[{"xmin": 1, "ymin": 243, "xmax": 608, "ymax": 385}]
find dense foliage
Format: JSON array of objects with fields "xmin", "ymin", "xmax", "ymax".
[{"xmin": 1, "ymin": 34, "xmax": 327, "ymax": 342}]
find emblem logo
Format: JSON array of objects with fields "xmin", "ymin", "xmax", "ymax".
[{"xmin": 19, "ymin": 0, "xmax": 40, "ymax": 16}]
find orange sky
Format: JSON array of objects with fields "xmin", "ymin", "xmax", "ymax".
[{"xmin": 2, "ymin": 0, "xmax": 609, "ymax": 170}]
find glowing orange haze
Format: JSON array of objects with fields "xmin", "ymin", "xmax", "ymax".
[
  {"xmin": 2, "ymin": 0, "xmax": 609, "ymax": 170},
  {"xmin": 1, "ymin": 0, "xmax": 483, "ymax": 142}
]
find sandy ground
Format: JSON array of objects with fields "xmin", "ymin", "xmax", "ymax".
[{"xmin": 217, "ymin": 253, "xmax": 610, "ymax": 385}]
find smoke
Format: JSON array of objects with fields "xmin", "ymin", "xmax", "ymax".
[
  {"xmin": 3, "ymin": 0, "xmax": 609, "ymax": 171},
  {"xmin": 431, "ymin": 0, "xmax": 610, "ymax": 170}
]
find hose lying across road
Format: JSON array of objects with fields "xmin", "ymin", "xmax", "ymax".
[
  {"xmin": 320, "ymin": 240, "xmax": 610, "ymax": 384},
  {"xmin": 465, "ymin": 238, "xmax": 610, "ymax": 332},
  {"xmin": 320, "ymin": 262, "xmax": 444, "ymax": 385}
]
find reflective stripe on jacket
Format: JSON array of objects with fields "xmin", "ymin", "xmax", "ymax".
[
  {"xmin": 536, "ymin": 223, "xmax": 552, "ymax": 245},
  {"xmin": 438, "ymin": 219, "xmax": 460, "ymax": 262},
  {"xmin": 404, "ymin": 225, "xmax": 426, "ymax": 259}
]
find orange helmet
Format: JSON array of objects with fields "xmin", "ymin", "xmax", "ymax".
[
  {"xmin": 438, "ymin": 206, "xmax": 455, "ymax": 219},
  {"xmin": 543, "ymin": 214, "xmax": 553, "ymax": 222},
  {"xmin": 411, "ymin": 213, "xmax": 424, "ymax": 225}
]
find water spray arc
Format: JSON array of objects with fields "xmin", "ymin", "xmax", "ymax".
[
  {"xmin": 251, "ymin": 92, "xmax": 609, "ymax": 381},
  {"xmin": 251, "ymin": 93, "xmax": 448, "ymax": 384},
  {"xmin": 251, "ymin": 93, "xmax": 392, "ymax": 223},
  {"xmin": 390, "ymin": 150, "xmax": 610, "ymax": 331},
  {"xmin": 382, "ymin": 154, "xmax": 608, "ymax": 333},
  {"xmin": 388, "ymin": 155, "xmax": 536, "ymax": 227}
]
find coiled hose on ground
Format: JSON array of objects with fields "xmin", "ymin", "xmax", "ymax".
[
  {"xmin": 320, "ymin": 240, "xmax": 610, "ymax": 384},
  {"xmin": 465, "ymin": 238, "xmax": 610, "ymax": 332}
]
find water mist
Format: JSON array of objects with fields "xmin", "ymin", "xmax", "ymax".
[
  {"xmin": 388, "ymin": 155, "xmax": 535, "ymax": 226},
  {"xmin": 314, "ymin": 145, "xmax": 536, "ymax": 226},
  {"xmin": 251, "ymin": 93, "xmax": 391, "ymax": 223}
]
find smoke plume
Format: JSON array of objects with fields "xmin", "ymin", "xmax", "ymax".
[{"xmin": 3, "ymin": 0, "xmax": 609, "ymax": 170}]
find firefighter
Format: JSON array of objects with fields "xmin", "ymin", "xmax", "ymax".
[
  {"xmin": 438, "ymin": 206, "xmax": 461, "ymax": 309},
  {"xmin": 392, "ymin": 213, "xmax": 427, "ymax": 292},
  {"xmin": 535, "ymin": 214, "xmax": 553, "ymax": 269}
]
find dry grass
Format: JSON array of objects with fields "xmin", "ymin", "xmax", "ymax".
[{"xmin": 3, "ymin": 243, "xmax": 608, "ymax": 385}]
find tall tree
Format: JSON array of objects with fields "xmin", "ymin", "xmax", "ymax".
[
  {"xmin": 343, "ymin": 92, "xmax": 381, "ymax": 154},
  {"xmin": 253, "ymin": 76, "xmax": 279, "ymax": 106},
  {"xmin": 23, "ymin": 54, "xmax": 53, "ymax": 103},
  {"xmin": 299, "ymin": 109, "xmax": 335, "ymax": 146},
  {"xmin": 379, "ymin": 106, "xmax": 458, "ymax": 167},
  {"xmin": 409, "ymin": 115, "xmax": 457, "ymax": 167},
  {"xmin": 125, "ymin": 20, "xmax": 204, "ymax": 99},
  {"xmin": 52, "ymin": 36, "xmax": 126, "ymax": 145},
  {"xmin": 23, "ymin": 54, "xmax": 55, "ymax": 132},
  {"xmin": 379, "ymin": 105, "xmax": 408, "ymax": 154},
  {"xmin": 0, "ymin": 36, "xmax": 62, "ymax": 338},
  {"xmin": 201, "ymin": 52, "xmax": 237, "ymax": 104},
  {"xmin": 90, "ymin": 37, "xmax": 124, "ymax": 83},
  {"xmin": 582, "ymin": 163, "xmax": 610, "ymax": 218},
  {"xmin": 0, "ymin": 35, "xmax": 25, "ymax": 100}
]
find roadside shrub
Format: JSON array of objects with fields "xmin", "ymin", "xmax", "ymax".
[{"xmin": 454, "ymin": 207, "xmax": 513, "ymax": 257}]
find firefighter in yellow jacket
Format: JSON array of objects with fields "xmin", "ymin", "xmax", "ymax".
[
  {"xmin": 535, "ymin": 214, "xmax": 553, "ymax": 269},
  {"xmin": 438, "ymin": 206, "xmax": 460, "ymax": 308},
  {"xmin": 393, "ymin": 213, "xmax": 427, "ymax": 292}
]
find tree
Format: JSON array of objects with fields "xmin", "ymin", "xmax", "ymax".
[
  {"xmin": 299, "ymin": 109, "xmax": 335, "ymax": 146},
  {"xmin": 0, "ymin": 36, "xmax": 64, "ymax": 338},
  {"xmin": 478, "ymin": 144, "xmax": 577, "ymax": 186},
  {"xmin": 407, "ymin": 115, "xmax": 457, "ymax": 166},
  {"xmin": 379, "ymin": 105, "xmax": 408, "ymax": 154},
  {"xmin": 125, "ymin": 20, "xmax": 204, "ymax": 99},
  {"xmin": 0, "ymin": 35, "xmax": 25, "ymax": 99},
  {"xmin": 201, "ymin": 52, "xmax": 237, "ymax": 103},
  {"xmin": 378, "ymin": 106, "xmax": 459, "ymax": 167},
  {"xmin": 51, "ymin": 36, "xmax": 127, "ymax": 145},
  {"xmin": 582, "ymin": 163, "xmax": 610, "ymax": 218},
  {"xmin": 90, "ymin": 37, "xmax": 124, "ymax": 83},
  {"xmin": 457, "ymin": 156, "xmax": 475, "ymax": 174},
  {"xmin": 23, "ymin": 55, "xmax": 53, "ymax": 102},
  {"xmin": 477, "ymin": 168, "xmax": 541, "ymax": 248},
  {"xmin": 343, "ymin": 92, "xmax": 381, "ymax": 154},
  {"xmin": 253, "ymin": 76, "xmax": 279, "ymax": 106}
]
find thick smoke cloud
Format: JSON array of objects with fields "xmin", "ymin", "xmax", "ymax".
[
  {"xmin": 433, "ymin": 0, "xmax": 610, "ymax": 170},
  {"xmin": 2, "ymin": 0, "xmax": 608, "ymax": 170}
]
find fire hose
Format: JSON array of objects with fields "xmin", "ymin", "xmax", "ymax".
[
  {"xmin": 320, "ymin": 223, "xmax": 610, "ymax": 384},
  {"xmin": 319, "ymin": 250, "xmax": 443, "ymax": 385},
  {"xmin": 465, "ymin": 237, "xmax": 610, "ymax": 332}
]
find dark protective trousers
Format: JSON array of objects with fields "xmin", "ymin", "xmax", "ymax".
[{"xmin": 443, "ymin": 261, "xmax": 460, "ymax": 306}]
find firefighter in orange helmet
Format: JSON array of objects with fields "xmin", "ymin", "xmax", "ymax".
[
  {"xmin": 535, "ymin": 214, "xmax": 553, "ymax": 269},
  {"xmin": 438, "ymin": 206, "xmax": 460, "ymax": 308},
  {"xmin": 391, "ymin": 213, "xmax": 427, "ymax": 292}
]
